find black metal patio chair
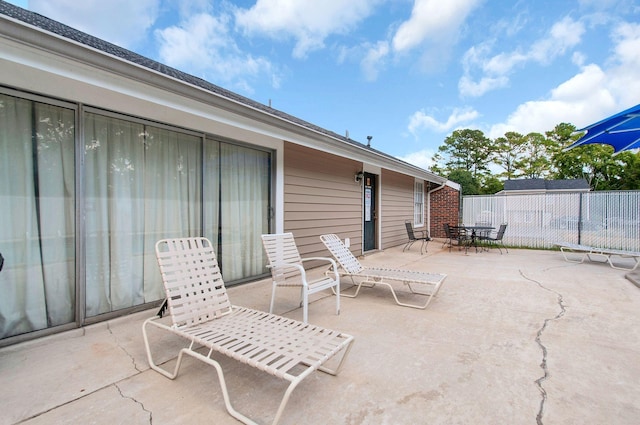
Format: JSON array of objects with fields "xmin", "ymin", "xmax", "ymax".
[
  {"xmin": 478, "ymin": 223, "xmax": 508, "ymax": 254},
  {"xmin": 443, "ymin": 223, "xmax": 471, "ymax": 253},
  {"xmin": 404, "ymin": 220, "xmax": 431, "ymax": 254}
]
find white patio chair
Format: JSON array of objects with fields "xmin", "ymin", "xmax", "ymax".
[
  {"xmin": 261, "ymin": 232, "xmax": 340, "ymax": 323},
  {"xmin": 320, "ymin": 234, "xmax": 446, "ymax": 309},
  {"xmin": 142, "ymin": 237, "xmax": 354, "ymax": 425}
]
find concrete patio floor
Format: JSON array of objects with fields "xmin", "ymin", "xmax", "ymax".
[{"xmin": 2, "ymin": 242, "xmax": 640, "ymax": 425}]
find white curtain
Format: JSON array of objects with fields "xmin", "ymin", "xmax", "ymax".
[
  {"xmin": 0, "ymin": 95, "xmax": 75, "ymax": 338},
  {"xmin": 219, "ymin": 143, "xmax": 270, "ymax": 280},
  {"xmin": 142, "ymin": 126, "xmax": 201, "ymax": 302},
  {"xmin": 1, "ymin": 99, "xmax": 270, "ymax": 339},
  {"xmin": 84, "ymin": 113, "xmax": 202, "ymax": 316}
]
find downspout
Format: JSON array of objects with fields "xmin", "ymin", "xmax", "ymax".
[{"xmin": 427, "ymin": 181, "xmax": 447, "ymax": 234}]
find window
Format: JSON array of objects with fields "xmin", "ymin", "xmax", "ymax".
[{"xmin": 414, "ymin": 181, "xmax": 424, "ymax": 227}]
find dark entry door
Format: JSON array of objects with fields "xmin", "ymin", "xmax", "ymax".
[{"xmin": 363, "ymin": 173, "xmax": 377, "ymax": 251}]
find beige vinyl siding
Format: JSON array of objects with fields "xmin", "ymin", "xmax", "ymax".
[
  {"xmin": 283, "ymin": 142, "xmax": 363, "ymax": 257},
  {"xmin": 380, "ymin": 169, "xmax": 415, "ymax": 248}
]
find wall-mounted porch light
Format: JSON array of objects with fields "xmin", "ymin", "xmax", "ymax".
[{"xmin": 355, "ymin": 171, "xmax": 364, "ymax": 183}]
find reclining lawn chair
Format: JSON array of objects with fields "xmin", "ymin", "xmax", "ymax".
[
  {"xmin": 261, "ymin": 232, "xmax": 340, "ymax": 323},
  {"xmin": 320, "ymin": 234, "xmax": 446, "ymax": 309},
  {"xmin": 143, "ymin": 237, "xmax": 354, "ymax": 425}
]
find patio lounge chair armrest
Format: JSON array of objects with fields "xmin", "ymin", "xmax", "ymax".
[
  {"xmin": 300, "ymin": 256, "xmax": 340, "ymax": 279},
  {"xmin": 266, "ymin": 261, "xmax": 307, "ymax": 275},
  {"xmin": 300, "ymin": 256, "xmax": 339, "ymax": 268}
]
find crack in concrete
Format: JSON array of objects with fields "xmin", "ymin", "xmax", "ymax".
[
  {"xmin": 114, "ymin": 383, "xmax": 153, "ymax": 424},
  {"xmin": 520, "ymin": 270, "xmax": 566, "ymax": 425},
  {"xmin": 107, "ymin": 322, "xmax": 143, "ymax": 372}
]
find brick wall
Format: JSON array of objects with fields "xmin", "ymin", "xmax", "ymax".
[{"xmin": 430, "ymin": 184, "xmax": 460, "ymax": 238}]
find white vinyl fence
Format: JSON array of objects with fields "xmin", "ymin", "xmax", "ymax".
[{"xmin": 462, "ymin": 191, "xmax": 640, "ymax": 251}]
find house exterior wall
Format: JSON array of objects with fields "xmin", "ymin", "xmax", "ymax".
[
  {"xmin": 380, "ymin": 169, "xmax": 414, "ymax": 248},
  {"xmin": 282, "ymin": 145, "xmax": 434, "ymax": 256},
  {"xmin": 283, "ymin": 142, "xmax": 362, "ymax": 256},
  {"xmin": 430, "ymin": 184, "xmax": 461, "ymax": 238},
  {"xmin": 0, "ymin": 3, "xmax": 455, "ymax": 345}
]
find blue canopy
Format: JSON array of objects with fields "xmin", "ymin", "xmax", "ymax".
[{"xmin": 565, "ymin": 104, "xmax": 640, "ymax": 153}]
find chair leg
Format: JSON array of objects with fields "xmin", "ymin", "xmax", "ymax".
[
  {"xmin": 335, "ymin": 280, "xmax": 341, "ymax": 316},
  {"xmin": 403, "ymin": 240, "xmax": 415, "ymax": 252},
  {"xmin": 302, "ymin": 289, "xmax": 309, "ymax": 323},
  {"xmin": 269, "ymin": 282, "xmax": 277, "ymax": 314}
]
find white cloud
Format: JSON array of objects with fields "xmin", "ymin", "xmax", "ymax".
[
  {"xmin": 156, "ymin": 13, "xmax": 280, "ymax": 92},
  {"xmin": 487, "ymin": 65, "xmax": 615, "ymax": 138},
  {"xmin": 460, "ymin": 16, "xmax": 585, "ymax": 97},
  {"xmin": 487, "ymin": 21, "xmax": 640, "ymax": 138},
  {"xmin": 397, "ymin": 149, "xmax": 436, "ymax": 170},
  {"xmin": 409, "ymin": 107, "xmax": 480, "ymax": 134},
  {"xmin": 607, "ymin": 22, "xmax": 640, "ymax": 107},
  {"xmin": 529, "ymin": 16, "xmax": 585, "ymax": 63},
  {"xmin": 234, "ymin": 0, "xmax": 378, "ymax": 59},
  {"xmin": 30, "ymin": 0, "xmax": 160, "ymax": 49},
  {"xmin": 361, "ymin": 41, "xmax": 390, "ymax": 81},
  {"xmin": 392, "ymin": 0, "xmax": 481, "ymax": 53},
  {"xmin": 458, "ymin": 75, "xmax": 509, "ymax": 97}
]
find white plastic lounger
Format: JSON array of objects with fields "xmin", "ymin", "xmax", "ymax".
[
  {"xmin": 143, "ymin": 237, "xmax": 354, "ymax": 425},
  {"xmin": 320, "ymin": 234, "xmax": 446, "ymax": 309},
  {"xmin": 555, "ymin": 242, "xmax": 640, "ymax": 271}
]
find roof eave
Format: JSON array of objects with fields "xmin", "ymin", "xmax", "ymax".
[{"xmin": 0, "ymin": 11, "xmax": 446, "ymax": 185}]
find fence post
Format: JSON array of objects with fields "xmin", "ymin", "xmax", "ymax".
[{"xmin": 578, "ymin": 192, "xmax": 583, "ymax": 244}]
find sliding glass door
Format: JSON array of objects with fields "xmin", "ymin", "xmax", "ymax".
[
  {"xmin": 204, "ymin": 141, "xmax": 271, "ymax": 281},
  {"xmin": 84, "ymin": 112, "xmax": 202, "ymax": 316},
  {"xmin": 0, "ymin": 94, "xmax": 76, "ymax": 339},
  {"xmin": 0, "ymin": 91, "xmax": 272, "ymax": 340}
]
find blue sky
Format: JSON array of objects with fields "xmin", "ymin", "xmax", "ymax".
[{"xmin": 8, "ymin": 0, "xmax": 640, "ymax": 168}]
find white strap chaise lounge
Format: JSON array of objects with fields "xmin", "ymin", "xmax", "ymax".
[
  {"xmin": 142, "ymin": 237, "xmax": 354, "ymax": 425},
  {"xmin": 554, "ymin": 241, "xmax": 640, "ymax": 271},
  {"xmin": 261, "ymin": 232, "xmax": 340, "ymax": 323},
  {"xmin": 320, "ymin": 234, "xmax": 446, "ymax": 309}
]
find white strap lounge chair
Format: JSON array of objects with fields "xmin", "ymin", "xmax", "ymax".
[
  {"xmin": 142, "ymin": 237, "xmax": 354, "ymax": 425},
  {"xmin": 554, "ymin": 241, "xmax": 640, "ymax": 271},
  {"xmin": 261, "ymin": 232, "xmax": 340, "ymax": 323},
  {"xmin": 320, "ymin": 234, "xmax": 446, "ymax": 309}
]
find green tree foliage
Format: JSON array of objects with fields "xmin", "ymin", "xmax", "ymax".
[
  {"xmin": 491, "ymin": 131, "xmax": 526, "ymax": 180},
  {"xmin": 616, "ymin": 152, "xmax": 640, "ymax": 190},
  {"xmin": 436, "ymin": 129, "xmax": 490, "ymax": 179},
  {"xmin": 547, "ymin": 123, "xmax": 639, "ymax": 190},
  {"xmin": 519, "ymin": 132, "xmax": 553, "ymax": 179},
  {"xmin": 480, "ymin": 175, "xmax": 504, "ymax": 194},
  {"xmin": 431, "ymin": 121, "xmax": 640, "ymax": 192},
  {"xmin": 447, "ymin": 169, "xmax": 479, "ymax": 195}
]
